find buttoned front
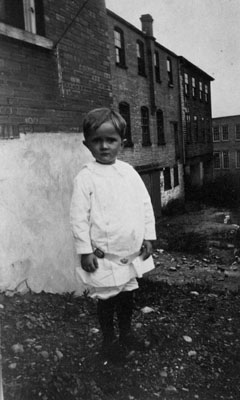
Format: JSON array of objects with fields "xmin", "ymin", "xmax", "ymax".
[{"xmin": 70, "ymin": 160, "xmax": 156, "ymax": 288}]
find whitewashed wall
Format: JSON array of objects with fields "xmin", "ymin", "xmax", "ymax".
[{"xmin": 0, "ymin": 133, "xmax": 93, "ymax": 294}]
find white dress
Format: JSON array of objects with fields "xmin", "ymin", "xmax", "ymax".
[{"xmin": 70, "ymin": 160, "xmax": 156, "ymax": 290}]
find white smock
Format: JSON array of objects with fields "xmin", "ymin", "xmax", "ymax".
[{"xmin": 70, "ymin": 160, "xmax": 156, "ymax": 298}]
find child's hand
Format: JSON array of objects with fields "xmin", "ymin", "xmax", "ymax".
[
  {"xmin": 81, "ymin": 253, "xmax": 99, "ymax": 272},
  {"xmin": 140, "ymin": 240, "xmax": 153, "ymax": 260}
]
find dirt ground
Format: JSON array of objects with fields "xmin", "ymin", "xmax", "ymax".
[{"xmin": 1, "ymin": 205, "xmax": 240, "ymax": 400}]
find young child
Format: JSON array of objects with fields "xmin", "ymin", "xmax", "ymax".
[{"xmin": 70, "ymin": 107, "xmax": 156, "ymax": 362}]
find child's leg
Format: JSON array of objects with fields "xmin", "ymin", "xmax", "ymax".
[
  {"xmin": 97, "ymin": 296, "xmax": 116, "ymax": 345},
  {"xmin": 116, "ymin": 290, "xmax": 134, "ymax": 341}
]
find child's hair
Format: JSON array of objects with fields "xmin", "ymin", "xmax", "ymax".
[{"xmin": 83, "ymin": 107, "xmax": 126, "ymax": 139}]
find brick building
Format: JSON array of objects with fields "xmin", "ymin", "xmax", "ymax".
[
  {"xmin": 0, "ymin": 0, "xmax": 111, "ymax": 137},
  {"xmin": 179, "ymin": 57, "xmax": 214, "ymax": 192},
  {"xmin": 212, "ymin": 115, "xmax": 240, "ymax": 177},
  {"xmin": 107, "ymin": 10, "xmax": 184, "ymax": 216}
]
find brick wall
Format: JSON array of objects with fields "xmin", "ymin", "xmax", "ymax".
[
  {"xmin": 107, "ymin": 11, "xmax": 180, "ymax": 170},
  {"xmin": 0, "ymin": 0, "xmax": 112, "ymax": 137}
]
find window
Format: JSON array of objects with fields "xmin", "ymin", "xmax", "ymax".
[
  {"xmin": 193, "ymin": 115, "xmax": 198, "ymax": 142},
  {"xmin": 114, "ymin": 27, "xmax": 126, "ymax": 67},
  {"xmin": 184, "ymin": 72, "xmax": 189, "ymax": 96},
  {"xmin": 136, "ymin": 40, "xmax": 145, "ymax": 76},
  {"xmin": 119, "ymin": 102, "xmax": 133, "ymax": 146},
  {"xmin": 213, "ymin": 152, "xmax": 221, "ymax": 169},
  {"xmin": 192, "ymin": 77, "xmax": 196, "ymax": 97},
  {"xmin": 201, "ymin": 117, "xmax": 205, "ymax": 142},
  {"xmin": 222, "ymin": 151, "xmax": 229, "ymax": 169},
  {"xmin": 213, "ymin": 126, "xmax": 220, "ymax": 141},
  {"xmin": 156, "ymin": 109, "xmax": 165, "ymax": 145},
  {"xmin": 199, "ymin": 81, "xmax": 203, "ymax": 101},
  {"xmin": 236, "ymin": 151, "xmax": 240, "ymax": 168},
  {"xmin": 222, "ymin": 125, "xmax": 229, "ymax": 141},
  {"xmin": 164, "ymin": 167, "xmax": 171, "ymax": 191},
  {"xmin": 154, "ymin": 51, "xmax": 161, "ymax": 83},
  {"xmin": 173, "ymin": 165, "xmax": 179, "ymax": 187},
  {"xmin": 0, "ymin": 0, "xmax": 45, "ymax": 36},
  {"xmin": 141, "ymin": 106, "xmax": 151, "ymax": 145},
  {"xmin": 236, "ymin": 124, "xmax": 240, "ymax": 140},
  {"xmin": 206, "ymin": 119, "xmax": 212, "ymax": 142},
  {"xmin": 185, "ymin": 113, "xmax": 191, "ymax": 143},
  {"xmin": 167, "ymin": 57, "xmax": 173, "ymax": 86},
  {"xmin": 204, "ymin": 84, "xmax": 209, "ymax": 102}
]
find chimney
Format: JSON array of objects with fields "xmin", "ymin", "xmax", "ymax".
[{"xmin": 140, "ymin": 14, "xmax": 154, "ymax": 37}]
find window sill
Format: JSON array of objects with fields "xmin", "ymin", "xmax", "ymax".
[
  {"xmin": 168, "ymin": 83, "xmax": 174, "ymax": 88},
  {"xmin": 0, "ymin": 22, "xmax": 53, "ymax": 49}
]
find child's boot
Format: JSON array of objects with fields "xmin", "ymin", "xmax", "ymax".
[{"xmin": 117, "ymin": 291, "xmax": 146, "ymax": 352}]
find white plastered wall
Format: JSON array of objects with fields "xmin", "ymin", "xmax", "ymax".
[{"xmin": 0, "ymin": 133, "xmax": 93, "ymax": 294}]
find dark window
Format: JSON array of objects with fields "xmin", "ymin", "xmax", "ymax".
[
  {"xmin": 236, "ymin": 124, "xmax": 240, "ymax": 140},
  {"xmin": 167, "ymin": 57, "xmax": 173, "ymax": 86},
  {"xmin": 199, "ymin": 81, "xmax": 203, "ymax": 101},
  {"xmin": 119, "ymin": 102, "xmax": 133, "ymax": 147},
  {"xmin": 213, "ymin": 125, "xmax": 220, "ymax": 141},
  {"xmin": 193, "ymin": 115, "xmax": 198, "ymax": 142},
  {"xmin": 236, "ymin": 151, "xmax": 240, "ymax": 168},
  {"xmin": 156, "ymin": 109, "xmax": 165, "ymax": 145},
  {"xmin": 154, "ymin": 51, "xmax": 161, "ymax": 83},
  {"xmin": 185, "ymin": 113, "xmax": 191, "ymax": 143},
  {"xmin": 222, "ymin": 125, "xmax": 229, "ymax": 141},
  {"xmin": 136, "ymin": 40, "xmax": 145, "ymax": 76},
  {"xmin": 204, "ymin": 84, "xmax": 209, "ymax": 102},
  {"xmin": 0, "ymin": 0, "xmax": 45, "ymax": 35},
  {"xmin": 164, "ymin": 167, "xmax": 171, "ymax": 191},
  {"xmin": 114, "ymin": 27, "xmax": 126, "ymax": 67},
  {"xmin": 141, "ymin": 106, "xmax": 151, "ymax": 146},
  {"xmin": 184, "ymin": 72, "xmax": 189, "ymax": 96},
  {"xmin": 173, "ymin": 165, "xmax": 179, "ymax": 187},
  {"xmin": 222, "ymin": 151, "xmax": 229, "ymax": 169},
  {"xmin": 213, "ymin": 152, "xmax": 221, "ymax": 169},
  {"xmin": 192, "ymin": 77, "xmax": 196, "ymax": 97},
  {"xmin": 201, "ymin": 117, "xmax": 205, "ymax": 142}
]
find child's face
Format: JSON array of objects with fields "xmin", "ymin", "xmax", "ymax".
[{"xmin": 83, "ymin": 121, "xmax": 123, "ymax": 164}]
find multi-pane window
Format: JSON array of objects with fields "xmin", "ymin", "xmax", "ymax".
[
  {"xmin": 213, "ymin": 152, "xmax": 221, "ymax": 169},
  {"xmin": 193, "ymin": 115, "xmax": 198, "ymax": 142},
  {"xmin": 204, "ymin": 84, "xmax": 209, "ymax": 102},
  {"xmin": 164, "ymin": 167, "xmax": 171, "ymax": 191},
  {"xmin": 119, "ymin": 102, "xmax": 132, "ymax": 146},
  {"xmin": 167, "ymin": 57, "xmax": 173, "ymax": 86},
  {"xmin": 136, "ymin": 40, "xmax": 145, "ymax": 76},
  {"xmin": 199, "ymin": 81, "xmax": 203, "ymax": 101},
  {"xmin": 156, "ymin": 109, "xmax": 165, "ymax": 145},
  {"xmin": 236, "ymin": 151, "xmax": 240, "ymax": 168},
  {"xmin": 192, "ymin": 77, "xmax": 196, "ymax": 97},
  {"xmin": 0, "ymin": 0, "xmax": 45, "ymax": 35},
  {"xmin": 114, "ymin": 28, "xmax": 126, "ymax": 67},
  {"xmin": 222, "ymin": 125, "xmax": 229, "ymax": 141},
  {"xmin": 185, "ymin": 113, "xmax": 191, "ymax": 143},
  {"xmin": 236, "ymin": 124, "xmax": 240, "ymax": 140},
  {"xmin": 154, "ymin": 51, "xmax": 161, "ymax": 83},
  {"xmin": 173, "ymin": 165, "xmax": 179, "ymax": 187},
  {"xmin": 214, "ymin": 151, "xmax": 230, "ymax": 169},
  {"xmin": 213, "ymin": 126, "xmax": 220, "ymax": 141},
  {"xmin": 141, "ymin": 106, "xmax": 151, "ymax": 145},
  {"xmin": 222, "ymin": 151, "xmax": 229, "ymax": 169},
  {"xmin": 206, "ymin": 119, "xmax": 212, "ymax": 142},
  {"xmin": 184, "ymin": 73, "xmax": 189, "ymax": 96}
]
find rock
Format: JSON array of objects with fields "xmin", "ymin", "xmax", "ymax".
[
  {"xmin": 183, "ymin": 335, "xmax": 192, "ymax": 343},
  {"xmin": 41, "ymin": 351, "xmax": 49, "ymax": 359},
  {"xmin": 141, "ymin": 306, "xmax": 154, "ymax": 314},
  {"xmin": 188, "ymin": 350, "xmax": 197, "ymax": 357},
  {"xmin": 8, "ymin": 363, "xmax": 17, "ymax": 369},
  {"xmin": 11, "ymin": 343, "xmax": 24, "ymax": 354}
]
